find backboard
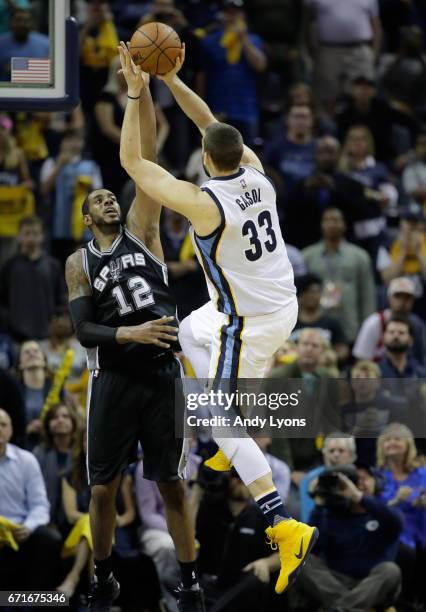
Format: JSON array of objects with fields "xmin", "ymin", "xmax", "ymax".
[{"xmin": 0, "ymin": 0, "xmax": 79, "ymax": 111}]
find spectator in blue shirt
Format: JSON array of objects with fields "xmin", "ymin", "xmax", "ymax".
[
  {"xmin": 264, "ymin": 104, "xmax": 316, "ymax": 213},
  {"xmin": 293, "ymin": 464, "xmax": 402, "ymax": 611},
  {"xmin": 196, "ymin": 0, "xmax": 267, "ymax": 145},
  {"xmin": 0, "ymin": 8, "xmax": 49, "ymax": 81},
  {"xmin": 0, "ymin": 0, "xmax": 29, "ymax": 34},
  {"xmin": 378, "ymin": 316, "xmax": 426, "ymax": 380},
  {"xmin": 378, "ymin": 317, "xmax": 426, "ymax": 414},
  {"xmin": 377, "ymin": 423, "xmax": 426, "ymax": 551},
  {"xmin": 40, "ymin": 129, "xmax": 102, "ymax": 265},
  {"xmin": 338, "ymin": 124, "xmax": 398, "ymax": 264},
  {"xmin": 0, "ymin": 408, "xmax": 62, "ymax": 590},
  {"xmin": 0, "ymin": 369, "xmax": 25, "ymax": 447},
  {"xmin": 377, "ymin": 423, "xmax": 426, "ymax": 604}
]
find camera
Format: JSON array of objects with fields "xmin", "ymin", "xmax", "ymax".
[{"xmin": 310, "ymin": 464, "xmax": 358, "ymax": 510}]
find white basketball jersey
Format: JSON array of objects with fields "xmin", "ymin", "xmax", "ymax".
[{"xmin": 190, "ymin": 166, "xmax": 296, "ymax": 316}]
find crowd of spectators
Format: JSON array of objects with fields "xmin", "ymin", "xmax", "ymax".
[{"xmin": 1, "ymin": 0, "xmax": 426, "ymax": 611}]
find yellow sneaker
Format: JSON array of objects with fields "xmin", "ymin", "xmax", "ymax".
[
  {"xmin": 266, "ymin": 518, "xmax": 319, "ymax": 594},
  {"xmin": 204, "ymin": 449, "xmax": 233, "ymax": 471}
]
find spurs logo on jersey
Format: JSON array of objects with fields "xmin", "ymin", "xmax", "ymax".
[
  {"xmin": 93, "ymin": 252, "xmax": 148, "ymax": 291},
  {"xmin": 82, "ymin": 227, "xmax": 176, "ymax": 370},
  {"xmin": 190, "ymin": 166, "xmax": 296, "ymax": 317}
]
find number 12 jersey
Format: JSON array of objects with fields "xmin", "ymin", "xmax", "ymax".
[{"xmin": 81, "ymin": 227, "xmax": 176, "ymax": 371}]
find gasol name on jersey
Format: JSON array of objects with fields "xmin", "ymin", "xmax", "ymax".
[{"xmin": 235, "ymin": 188, "xmax": 262, "ymax": 211}]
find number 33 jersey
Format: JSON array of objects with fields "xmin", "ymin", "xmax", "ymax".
[
  {"xmin": 191, "ymin": 166, "xmax": 296, "ymax": 316},
  {"xmin": 81, "ymin": 226, "xmax": 176, "ymax": 370}
]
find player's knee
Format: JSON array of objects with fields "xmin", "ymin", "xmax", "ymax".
[
  {"xmin": 91, "ymin": 482, "xmax": 117, "ymax": 507},
  {"xmin": 157, "ymin": 480, "xmax": 186, "ymax": 511}
]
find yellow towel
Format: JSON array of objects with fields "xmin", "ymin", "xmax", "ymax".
[
  {"xmin": 81, "ymin": 21, "xmax": 119, "ymax": 69},
  {"xmin": 390, "ymin": 238, "xmax": 426, "ymax": 274},
  {"xmin": 275, "ymin": 353, "xmax": 297, "ymax": 365},
  {"xmin": 72, "ymin": 176, "xmax": 93, "ymax": 241},
  {"xmin": 315, "ymin": 434, "xmax": 324, "ymax": 452},
  {"xmin": 66, "ymin": 368, "xmax": 89, "ymax": 410},
  {"xmin": 40, "ymin": 349, "xmax": 75, "ymax": 421},
  {"xmin": 15, "ymin": 114, "xmax": 48, "ymax": 161},
  {"xmin": 220, "ymin": 26, "xmax": 243, "ymax": 64},
  {"xmin": 62, "ymin": 514, "xmax": 93, "ymax": 558},
  {"xmin": 194, "ymin": 28, "xmax": 207, "ymax": 39},
  {"xmin": 0, "ymin": 516, "xmax": 20, "ymax": 551},
  {"xmin": 0, "ymin": 186, "xmax": 35, "ymax": 237},
  {"xmin": 179, "ymin": 232, "xmax": 196, "ymax": 261}
]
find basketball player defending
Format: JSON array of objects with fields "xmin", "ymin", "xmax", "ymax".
[
  {"xmin": 119, "ymin": 42, "xmax": 318, "ymax": 595},
  {"xmin": 65, "ymin": 72, "xmax": 204, "ymax": 612}
]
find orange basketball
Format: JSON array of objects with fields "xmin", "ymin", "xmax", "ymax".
[{"xmin": 129, "ymin": 22, "xmax": 182, "ymax": 76}]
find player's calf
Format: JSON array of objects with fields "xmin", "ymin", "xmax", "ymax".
[
  {"xmin": 158, "ymin": 480, "xmax": 203, "ymax": 600},
  {"xmin": 88, "ymin": 478, "xmax": 121, "ymax": 610}
]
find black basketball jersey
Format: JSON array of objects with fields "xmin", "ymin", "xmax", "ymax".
[{"xmin": 82, "ymin": 226, "xmax": 176, "ymax": 371}]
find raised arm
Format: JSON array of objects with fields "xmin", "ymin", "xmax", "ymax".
[
  {"xmin": 118, "ymin": 42, "xmax": 220, "ymax": 236},
  {"xmin": 158, "ymin": 46, "xmax": 264, "ymax": 172},
  {"xmin": 126, "ymin": 70, "xmax": 164, "ymax": 258},
  {"xmin": 159, "ymin": 47, "xmax": 217, "ymax": 135}
]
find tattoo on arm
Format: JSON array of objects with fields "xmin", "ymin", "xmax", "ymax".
[{"xmin": 65, "ymin": 251, "xmax": 92, "ymax": 301}]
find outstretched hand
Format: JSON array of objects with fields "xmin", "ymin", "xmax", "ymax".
[
  {"xmin": 156, "ymin": 43, "xmax": 186, "ymax": 84},
  {"xmin": 117, "ymin": 41, "xmax": 149, "ymax": 97}
]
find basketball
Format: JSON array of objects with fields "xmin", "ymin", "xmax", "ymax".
[{"xmin": 129, "ymin": 22, "xmax": 182, "ymax": 76}]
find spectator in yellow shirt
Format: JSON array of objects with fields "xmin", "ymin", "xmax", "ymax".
[
  {"xmin": 79, "ymin": 2, "xmax": 118, "ymax": 111},
  {"xmin": 381, "ymin": 205, "xmax": 426, "ymax": 319}
]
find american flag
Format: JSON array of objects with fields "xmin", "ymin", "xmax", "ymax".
[{"xmin": 11, "ymin": 57, "xmax": 50, "ymax": 83}]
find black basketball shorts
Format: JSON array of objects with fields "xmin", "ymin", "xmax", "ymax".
[{"xmin": 86, "ymin": 355, "xmax": 184, "ymax": 485}]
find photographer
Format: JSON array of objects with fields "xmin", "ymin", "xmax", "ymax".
[
  {"xmin": 194, "ymin": 467, "xmax": 279, "ymax": 612},
  {"xmin": 294, "ymin": 464, "xmax": 402, "ymax": 611},
  {"xmin": 299, "ymin": 434, "xmax": 357, "ymax": 523}
]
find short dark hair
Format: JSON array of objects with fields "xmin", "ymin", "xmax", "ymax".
[
  {"xmin": 322, "ymin": 206, "xmax": 345, "ymax": 219},
  {"xmin": 295, "ymin": 273, "xmax": 323, "ymax": 295},
  {"xmin": 19, "ymin": 215, "xmax": 43, "ymax": 231},
  {"xmin": 82, "ymin": 188, "xmax": 118, "ymax": 216},
  {"xmin": 385, "ymin": 315, "xmax": 413, "ymax": 336},
  {"xmin": 12, "ymin": 8, "xmax": 31, "ymax": 18},
  {"xmin": 286, "ymin": 103, "xmax": 313, "ymax": 116},
  {"xmin": 82, "ymin": 193, "xmax": 91, "ymax": 216},
  {"xmin": 82, "ymin": 188, "xmax": 102, "ymax": 216},
  {"xmin": 203, "ymin": 122, "xmax": 244, "ymax": 171}
]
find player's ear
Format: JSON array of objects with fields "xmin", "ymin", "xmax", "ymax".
[
  {"xmin": 202, "ymin": 150, "xmax": 212, "ymax": 178},
  {"xmin": 83, "ymin": 214, "xmax": 92, "ymax": 228},
  {"xmin": 203, "ymin": 149, "xmax": 211, "ymax": 166}
]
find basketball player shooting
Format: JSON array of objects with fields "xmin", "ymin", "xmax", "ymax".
[
  {"xmin": 65, "ymin": 71, "xmax": 205, "ymax": 612},
  {"xmin": 118, "ymin": 41, "xmax": 318, "ymax": 595}
]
